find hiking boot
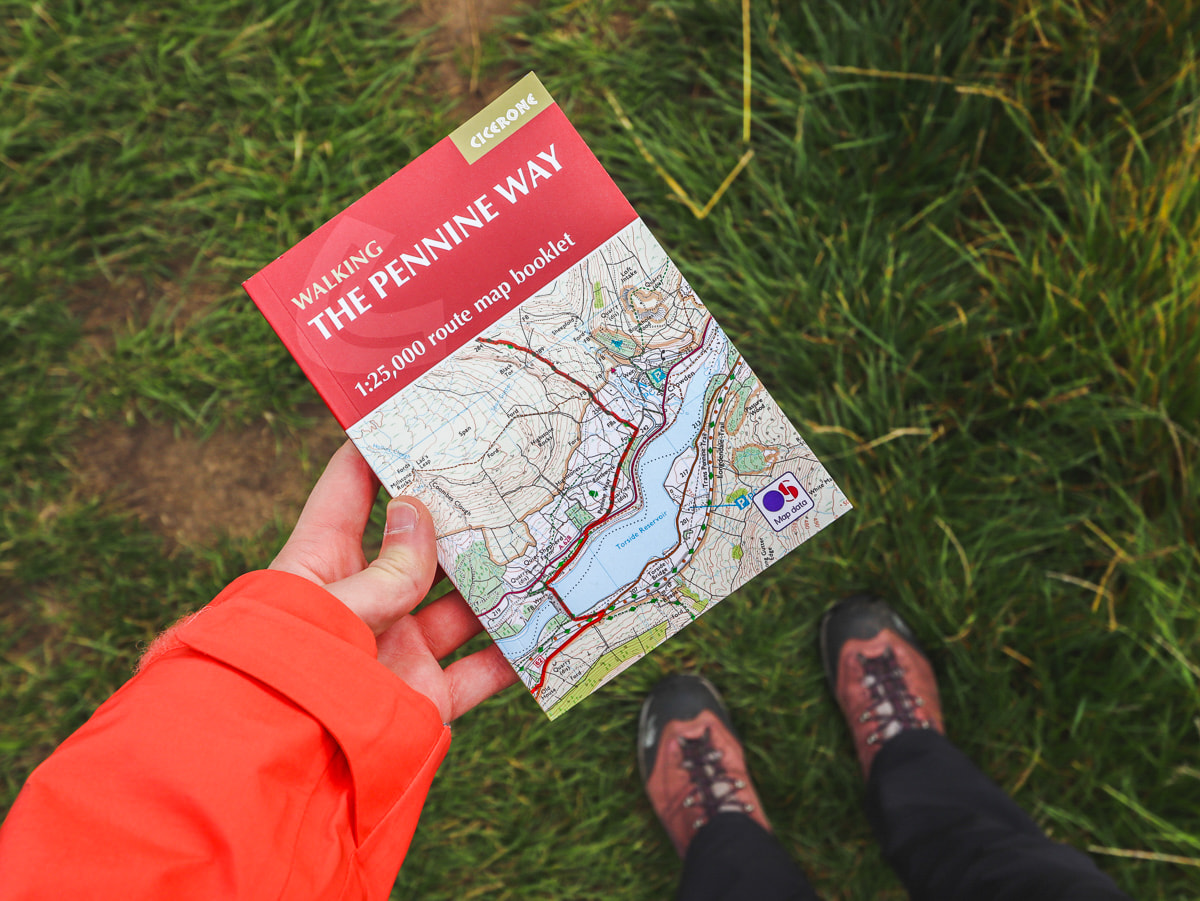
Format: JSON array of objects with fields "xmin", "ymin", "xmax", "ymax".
[
  {"xmin": 820, "ymin": 594, "xmax": 944, "ymax": 777},
  {"xmin": 637, "ymin": 674, "xmax": 771, "ymax": 857}
]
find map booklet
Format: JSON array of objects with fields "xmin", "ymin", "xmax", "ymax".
[{"xmin": 244, "ymin": 73, "xmax": 851, "ymax": 720}]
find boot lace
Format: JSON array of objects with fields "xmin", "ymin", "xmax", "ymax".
[
  {"xmin": 858, "ymin": 647, "xmax": 931, "ymax": 745},
  {"xmin": 678, "ymin": 727, "xmax": 754, "ymax": 831}
]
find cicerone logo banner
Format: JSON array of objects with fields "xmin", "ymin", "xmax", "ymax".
[
  {"xmin": 450, "ymin": 72, "xmax": 554, "ymax": 164},
  {"xmin": 752, "ymin": 472, "xmax": 814, "ymax": 532}
]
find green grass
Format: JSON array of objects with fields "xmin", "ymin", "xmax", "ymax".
[{"xmin": 3, "ymin": 0, "xmax": 1199, "ymax": 897}]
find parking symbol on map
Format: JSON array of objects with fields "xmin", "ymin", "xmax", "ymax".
[{"xmin": 752, "ymin": 472, "xmax": 814, "ymax": 532}]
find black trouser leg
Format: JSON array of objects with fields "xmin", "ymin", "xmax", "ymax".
[
  {"xmin": 677, "ymin": 812, "xmax": 821, "ymax": 901},
  {"xmin": 865, "ymin": 730, "xmax": 1132, "ymax": 901}
]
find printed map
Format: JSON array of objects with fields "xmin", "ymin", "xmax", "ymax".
[{"xmin": 349, "ymin": 219, "xmax": 850, "ymax": 718}]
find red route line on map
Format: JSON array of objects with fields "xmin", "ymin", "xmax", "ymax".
[
  {"xmin": 528, "ymin": 335, "xmax": 735, "ymax": 700},
  {"xmin": 480, "ymin": 320, "xmax": 729, "ymax": 700},
  {"xmin": 478, "ymin": 336, "xmax": 647, "ymax": 697},
  {"xmin": 477, "ymin": 336, "xmax": 640, "ymax": 610}
]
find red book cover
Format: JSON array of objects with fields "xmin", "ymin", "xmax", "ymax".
[{"xmin": 246, "ymin": 73, "xmax": 850, "ymax": 719}]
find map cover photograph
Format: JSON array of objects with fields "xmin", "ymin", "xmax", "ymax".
[{"xmin": 244, "ymin": 73, "xmax": 850, "ymax": 719}]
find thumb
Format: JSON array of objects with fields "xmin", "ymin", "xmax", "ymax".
[{"xmin": 324, "ymin": 498, "xmax": 439, "ymax": 636}]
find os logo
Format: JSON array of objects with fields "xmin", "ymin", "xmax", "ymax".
[{"xmin": 752, "ymin": 472, "xmax": 815, "ymax": 532}]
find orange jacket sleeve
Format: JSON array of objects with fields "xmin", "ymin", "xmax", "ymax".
[{"xmin": 0, "ymin": 570, "xmax": 452, "ymax": 900}]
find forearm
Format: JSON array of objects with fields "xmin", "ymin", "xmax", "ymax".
[{"xmin": 0, "ymin": 571, "xmax": 451, "ymax": 901}]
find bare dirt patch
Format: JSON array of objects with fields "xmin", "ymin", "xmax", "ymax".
[
  {"xmin": 68, "ymin": 270, "xmax": 350, "ymax": 547},
  {"xmin": 70, "ymin": 266, "xmax": 227, "ymax": 355},
  {"xmin": 75, "ymin": 416, "xmax": 345, "ymax": 548},
  {"xmin": 412, "ymin": 0, "xmax": 532, "ymax": 113}
]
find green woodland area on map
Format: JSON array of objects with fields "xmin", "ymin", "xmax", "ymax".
[{"xmin": 3, "ymin": 1, "xmax": 1198, "ymax": 898}]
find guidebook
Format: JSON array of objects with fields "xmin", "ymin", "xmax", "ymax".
[{"xmin": 244, "ymin": 73, "xmax": 850, "ymax": 719}]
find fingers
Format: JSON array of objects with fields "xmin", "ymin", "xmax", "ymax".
[
  {"xmin": 373, "ymin": 591, "xmax": 520, "ymax": 721},
  {"xmin": 409, "ymin": 593, "xmax": 519, "ymax": 721},
  {"xmin": 442, "ymin": 646, "xmax": 520, "ymax": 721},
  {"xmin": 324, "ymin": 496, "xmax": 439, "ymax": 635},
  {"xmin": 374, "ymin": 591, "xmax": 482, "ymax": 663},
  {"xmin": 271, "ymin": 442, "xmax": 378, "ymax": 582},
  {"xmin": 411, "ymin": 591, "xmax": 484, "ymax": 659}
]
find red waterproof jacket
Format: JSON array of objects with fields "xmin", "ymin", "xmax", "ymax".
[{"xmin": 0, "ymin": 571, "xmax": 451, "ymax": 900}]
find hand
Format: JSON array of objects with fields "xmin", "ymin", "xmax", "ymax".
[{"xmin": 269, "ymin": 442, "xmax": 518, "ymax": 721}]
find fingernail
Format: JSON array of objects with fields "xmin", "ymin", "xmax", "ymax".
[{"xmin": 386, "ymin": 501, "xmax": 419, "ymax": 535}]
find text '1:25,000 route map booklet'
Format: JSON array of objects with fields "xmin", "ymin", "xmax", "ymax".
[{"xmin": 245, "ymin": 73, "xmax": 851, "ymax": 720}]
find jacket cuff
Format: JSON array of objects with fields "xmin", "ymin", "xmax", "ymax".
[{"xmin": 171, "ymin": 570, "xmax": 451, "ymax": 843}]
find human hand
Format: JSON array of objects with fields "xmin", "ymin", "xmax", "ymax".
[{"xmin": 270, "ymin": 442, "xmax": 518, "ymax": 721}]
